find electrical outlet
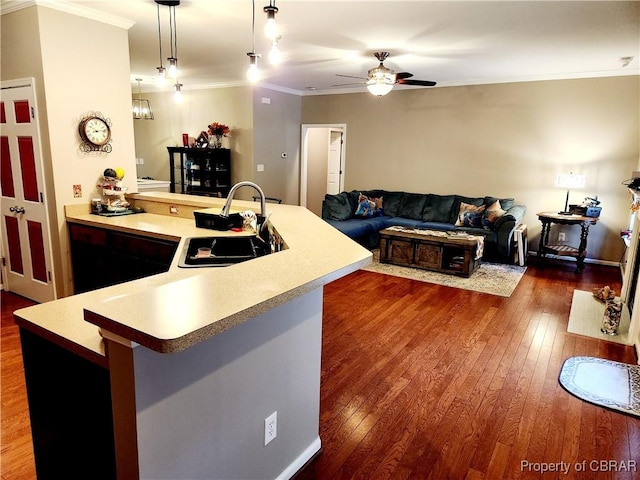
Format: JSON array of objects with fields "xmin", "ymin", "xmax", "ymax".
[
  {"xmin": 558, "ymin": 232, "xmax": 566, "ymax": 242},
  {"xmin": 264, "ymin": 411, "xmax": 277, "ymax": 446}
]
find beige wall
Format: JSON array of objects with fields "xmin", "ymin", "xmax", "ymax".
[
  {"xmin": 2, "ymin": 6, "xmax": 137, "ymax": 296},
  {"xmin": 305, "ymin": 128, "xmax": 330, "ymax": 216},
  {"xmin": 134, "ymin": 86, "xmax": 254, "ymax": 191},
  {"xmin": 301, "ymin": 76, "xmax": 640, "ymax": 264},
  {"xmin": 133, "ymin": 86, "xmax": 301, "ymax": 204},
  {"xmin": 252, "ymin": 88, "xmax": 302, "ymax": 205}
]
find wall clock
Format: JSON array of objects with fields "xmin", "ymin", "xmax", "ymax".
[{"xmin": 78, "ymin": 112, "xmax": 112, "ymax": 153}]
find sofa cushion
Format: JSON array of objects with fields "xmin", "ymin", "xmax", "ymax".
[
  {"xmin": 482, "ymin": 200, "xmax": 507, "ymax": 230},
  {"xmin": 324, "ymin": 218, "xmax": 376, "ymax": 239},
  {"xmin": 398, "ymin": 193, "xmax": 428, "ymax": 220},
  {"xmin": 484, "ymin": 196, "xmax": 515, "ymax": 211},
  {"xmin": 322, "ymin": 192, "xmax": 352, "ymax": 221},
  {"xmin": 382, "ymin": 191, "xmax": 404, "ymax": 217},
  {"xmin": 450, "ymin": 195, "xmax": 484, "ymax": 223},
  {"xmin": 455, "ymin": 202, "xmax": 486, "ymax": 227},
  {"xmin": 414, "ymin": 221, "xmax": 456, "ymax": 231},
  {"xmin": 423, "ymin": 194, "xmax": 456, "ymax": 223},
  {"xmin": 454, "ymin": 226, "xmax": 498, "ymax": 243},
  {"xmin": 386, "ymin": 217, "xmax": 427, "ymax": 229},
  {"xmin": 354, "ymin": 193, "xmax": 384, "ymax": 217}
]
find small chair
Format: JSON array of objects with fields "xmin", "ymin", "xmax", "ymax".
[{"xmin": 253, "ymin": 196, "xmax": 282, "ymax": 204}]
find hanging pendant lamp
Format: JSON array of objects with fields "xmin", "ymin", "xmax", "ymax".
[
  {"xmin": 247, "ymin": 0, "xmax": 261, "ymax": 83},
  {"xmin": 155, "ymin": 1, "xmax": 180, "ymax": 81},
  {"xmin": 132, "ymin": 79, "xmax": 154, "ymax": 120}
]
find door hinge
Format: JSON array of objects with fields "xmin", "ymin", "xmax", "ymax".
[
  {"xmin": 31, "ymin": 106, "xmax": 35, "ymax": 119},
  {"xmin": 48, "ymin": 271, "xmax": 52, "ymax": 282},
  {"xmin": 1, "ymin": 257, "xmax": 5, "ymax": 267},
  {"xmin": 40, "ymin": 192, "xmax": 44, "ymax": 203}
]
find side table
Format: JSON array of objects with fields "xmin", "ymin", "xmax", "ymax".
[{"xmin": 537, "ymin": 212, "xmax": 598, "ymax": 272}]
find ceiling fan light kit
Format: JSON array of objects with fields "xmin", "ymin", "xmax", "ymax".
[{"xmin": 336, "ymin": 51, "xmax": 437, "ymax": 97}]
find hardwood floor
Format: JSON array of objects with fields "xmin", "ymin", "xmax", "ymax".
[
  {"xmin": 1, "ymin": 292, "xmax": 36, "ymax": 480},
  {"xmin": 2, "ymin": 259, "xmax": 639, "ymax": 479}
]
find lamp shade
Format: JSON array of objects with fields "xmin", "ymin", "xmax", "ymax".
[
  {"xmin": 366, "ymin": 82, "xmax": 394, "ymax": 96},
  {"xmin": 132, "ymin": 99, "xmax": 154, "ymax": 120},
  {"xmin": 555, "ymin": 173, "xmax": 585, "ymax": 189}
]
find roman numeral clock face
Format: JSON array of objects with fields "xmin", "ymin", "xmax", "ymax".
[{"xmin": 79, "ymin": 115, "xmax": 112, "ymax": 151}]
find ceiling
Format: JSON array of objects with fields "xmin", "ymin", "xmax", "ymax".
[{"xmin": 36, "ymin": 1, "xmax": 640, "ymax": 95}]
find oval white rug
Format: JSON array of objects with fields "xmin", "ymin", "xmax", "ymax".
[{"xmin": 559, "ymin": 356, "xmax": 640, "ymax": 417}]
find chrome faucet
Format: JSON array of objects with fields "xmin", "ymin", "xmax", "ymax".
[{"xmin": 220, "ymin": 181, "xmax": 266, "ymax": 219}]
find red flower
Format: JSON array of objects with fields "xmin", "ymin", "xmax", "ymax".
[{"xmin": 207, "ymin": 122, "xmax": 230, "ymax": 137}]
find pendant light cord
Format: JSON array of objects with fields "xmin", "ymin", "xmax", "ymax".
[
  {"xmin": 157, "ymin": 4, "xmax": 163, "ymax": 67},
  {"xmin": 251, "ymin": 0, "xmax": 256, "ymax": 53},
  {"xmin": 172, "ymin": 5, "xmax": 178, "ymax": 60}
]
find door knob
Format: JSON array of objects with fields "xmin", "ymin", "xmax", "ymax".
[{"xmin": 9, "ymin": 206, "xmax": 25, "ymax": 214}]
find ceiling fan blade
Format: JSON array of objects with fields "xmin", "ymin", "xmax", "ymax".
[
  {"xmin": 396, "ymin": 72, "xmax": 414, "ymax": 80},
  {"xmin": 335, "ymin": 73, "xmax": 368, "ymax": 80},
  {"xmin": 332, "ymin": 82, "xmax": 365, "ymax": 87},
  {"xmin": 397, "ymin": 79, "xmax": 437, "ymax": 87}
]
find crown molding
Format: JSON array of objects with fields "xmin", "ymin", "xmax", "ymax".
[{"xmin": 1, "ymin": 0, "xmax": 135, "ymax": 30}]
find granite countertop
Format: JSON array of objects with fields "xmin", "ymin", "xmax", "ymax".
[{"xmin": 14, "ymin": 193, "xmax": 372, "ymax": 362}]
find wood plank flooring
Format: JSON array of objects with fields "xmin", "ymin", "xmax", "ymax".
[{"xmin": 2, "ymin": 259, "xmax": 639, "ymax": 479}]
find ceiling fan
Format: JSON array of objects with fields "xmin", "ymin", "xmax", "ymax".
[{"xmin": 334, "ymin": 52, "xmax": 437, "ymax": 97}]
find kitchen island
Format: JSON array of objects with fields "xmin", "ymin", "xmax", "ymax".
[{"xmin": 14, "ymin": 192, "xmax": 371, "ymax": 480}]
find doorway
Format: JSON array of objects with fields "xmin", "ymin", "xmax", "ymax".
[
  {"xmin": 1, "ymin": 79, "xmax": 56, "ymax": 302},
  {"xmin": 300, "ymin": 124, "xmax": 346, "ymax": 216}
]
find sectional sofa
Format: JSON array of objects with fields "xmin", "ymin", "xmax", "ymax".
[{"xmin": 322, "ymin": 189, "xmax": 526, "ymax": 263}]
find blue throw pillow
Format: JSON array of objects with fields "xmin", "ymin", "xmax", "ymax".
[
  {"xmin": 462, "ymin": 211, "xmax": 484, "ymax": 228},
  {"xmin": 354, "ymin": 193, "xmax": 383, "ymax": 217}
]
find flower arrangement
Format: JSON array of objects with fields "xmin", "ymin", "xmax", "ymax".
[
  {"xmin": 207, "ymin": 122, "xmax": 230, "ymax": 148},
  {"xmin": 207, "ymin": 122, "xmax": 230, "ymax": 137}
]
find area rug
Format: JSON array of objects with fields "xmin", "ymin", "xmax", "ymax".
[
  {"xmin": 567, "ymin": 290, "xmax": 632, "ymax": 345},
  {"xmin": 361, "ymin": 250, "xmax": 526, "ymax": 297},
  {"xmin": 559, "ymin": 356, "xmax": 640, "ymax": 417}
]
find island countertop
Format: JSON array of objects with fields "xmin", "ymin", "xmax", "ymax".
[{"xmin": 13, "ymin": 193, "xmax": 372, "ymax": 361}]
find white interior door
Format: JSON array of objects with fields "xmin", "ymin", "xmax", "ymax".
[
  {"xmin": 326, "ymin": 130, "xmax": 343, "ymax": 195},
  {"xmin": 1, "ymin": 79, "xmax": 55, "ymax": 302}
]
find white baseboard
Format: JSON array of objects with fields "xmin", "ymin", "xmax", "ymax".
[
  {"xmin": 526, "ymin": 251, "xmax": 620, "ymax": 268},
  {"xmin": 277, "ymin": 436, "xmax": 321, "ymax": 480}
]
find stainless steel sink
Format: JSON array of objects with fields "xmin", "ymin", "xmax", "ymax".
[{"xmin": 177, "ymin": 236, "xmax": 271, "ymax": 268}]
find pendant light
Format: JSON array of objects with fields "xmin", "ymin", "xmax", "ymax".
[
  {"xmin": 155, "ymin": 2, "xmax": 166, "ymax": 86},
  {"xmin": 268, "ymin": 36, "xmax": 282, "ymax": 65},
  {"xmin": 247, "ymin": 0, "xmax": 261, "ymax": 83},
  {"xmin": 173, "ymin": 82, "xmax": 183, "ymax": 103},
  {"xmin": 132, "ymin": 79, "xmax": 154, "ymax": 120},
  {"xmin": 155, "ymin": 1, "xmax": 180, "ymax": 80},
  {"xmin": 263, "ymin": 0, "xmax": 279, "ymax": 40}
]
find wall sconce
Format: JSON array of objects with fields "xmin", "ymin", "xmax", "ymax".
[
  {"xmin": 132, "ymin": 79, "xmax": 154, "ymax": 120},
  {"xmin": 555, "ymin": 172, "xmax": 586, "ymax": 215}
]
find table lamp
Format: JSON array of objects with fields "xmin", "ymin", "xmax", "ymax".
[{"xmin": 555, "ymin": 172, "xmax": 586, "ymax": 215}]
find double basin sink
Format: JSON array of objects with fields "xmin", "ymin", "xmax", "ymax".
[{"xmin": 178, "ymin": 235, "xmax": 271, "ymax": 268}]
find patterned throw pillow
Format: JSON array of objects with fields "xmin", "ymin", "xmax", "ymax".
[
  {"xmin": 482, "ymin": 200, "xmax": 506, "ymax": 230},
  {"xmin": 354, "ymin": 193, "xmax": 384, "ymax": 217},
  {"xmin": 455, "ymin": 202, "xmax": 485, "ymax": 227}
]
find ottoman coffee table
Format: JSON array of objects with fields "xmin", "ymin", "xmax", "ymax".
[{"xmin": 379, "ymin": 227, "xmax": 484, "ymax": 278}]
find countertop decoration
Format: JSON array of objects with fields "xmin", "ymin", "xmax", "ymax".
[
  {"xmin": 207, "ymin": 122, "xmax": 230, "ymax": 148},
  {"xmin": 96, "ymin": 167, "xmax": 130, "ymax": 214}
]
